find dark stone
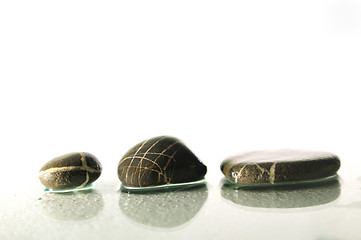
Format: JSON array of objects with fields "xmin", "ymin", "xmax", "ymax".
[
  {"xmin": 118, "ymin": 136, "xmax": 207, "ymax": 187},
  {"xmin": 220, "ymin": 149, "xmax": 340, "ymax": 185},
  {"xmin": 39, "ymin": 152, "xmax": 102, "ymax": 190}
]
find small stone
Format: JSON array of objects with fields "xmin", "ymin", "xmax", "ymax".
[
  {"xmin": 220, "ymin": 149, "xmax": 340, "ymax": 185},
  {"xmin": 39, "ymin": 152, "xmax": 102, "ymax": 190},
  {"xmin": 118, "ymin": 136, "xmax": 207, "ymax": 187}
]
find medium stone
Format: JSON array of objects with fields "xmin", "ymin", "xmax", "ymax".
[
  {"xmin": 220, "ymin": 149, "xmax": 340, "ymax": 185},
  {"xmin": 39, "ymin": 152, "xmax": 102, "ymax": 190},
  {"xmin": 118, "ymin": 136, "xmax": 207, "ymax": 187}
]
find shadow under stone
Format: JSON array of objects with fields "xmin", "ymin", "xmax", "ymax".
[
  {"xmin": 40, "ymin": 189, "xmax": 104, "ymax": 221},
  {"xmin": 119, "ymin": 184, "xmax": 208, "ymax": 228},
  {"xmin": 221, "ymin": 176, "xmax": 341, "ymax": 209}
]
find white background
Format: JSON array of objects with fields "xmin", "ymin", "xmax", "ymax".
[{"xmin": 0, "ymin": 0, "xmax": 360, "ymax": 187}]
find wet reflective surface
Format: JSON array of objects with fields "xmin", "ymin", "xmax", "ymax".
[
  {"xmin": 41, "ymin": 189, "xmax": 104, "ymax": 221},
  {"xmin": 221, "ymin": 176, "xmax": 341, "ymax": 209},
  {"xmin": 119, "ymin": 184, "xmax": 208, "ymax": 228},
  {"xmin": 1, "ymin": 170, "xmax": 361, "ymax": 240}
]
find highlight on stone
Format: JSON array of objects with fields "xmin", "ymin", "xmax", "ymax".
[
  {"xmin": 118, "ymin": 136, "xmax": 207, "ymax": 188},
  {"xmin": 220, "ymin": 149, "xmax": 340, "ymax": 185},
  {"xmin": 39, "ymin": 152, "xmax": 102, "ymax": 191}
]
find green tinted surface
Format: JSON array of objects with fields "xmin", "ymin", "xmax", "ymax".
[{"xmin": 44, "ymin": 184, "xmax": 94, "ymax": 193}]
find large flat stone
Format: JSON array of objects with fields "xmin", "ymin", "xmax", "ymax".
[{"xmin": 220, "ymin": 149, "xmax": 340, "ymax": 185}]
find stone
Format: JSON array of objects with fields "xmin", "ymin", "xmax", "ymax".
[
  {"xmin": 39, "ymin": 152, "xmax": 102, "ymax": 190},
  {"xmin": 118, "ymin": 136, "xmax": 207, "ymax": 187},
  {"xmin": 220, "ymin": 149, "xmax": 340, "ymax": 185}
]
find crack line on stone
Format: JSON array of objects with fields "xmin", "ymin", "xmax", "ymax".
[
  {"xmin": 270, "ymin": 162, "xmax": 277, "ymax": 184},
  {"xmin": 79, "ymin": 152, "xmax": 90, "ymax": 188}
]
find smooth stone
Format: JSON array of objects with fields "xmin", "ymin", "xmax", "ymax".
[
  {"xmin": 39, "ymin": 152, "xmax": 102, "ymax": 190},
  {"xmin": 118, "ymin": 136, "xmax": 207, "ymax": 187},
  {"xmin": 220, "ymin": 149, "xmax": 340, "ymax": 185}
]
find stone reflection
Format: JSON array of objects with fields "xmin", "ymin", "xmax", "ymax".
[
  {"xmin": 119, "ymin": 184, "xmax": 208, "ymax": 228},
  {"xmin": 41, "ymin": 189, "xmax": 104, "ymax": 221},
  {"xmin": 221, "ymin": 177, "xmax": 341, "ymax": 208}
]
